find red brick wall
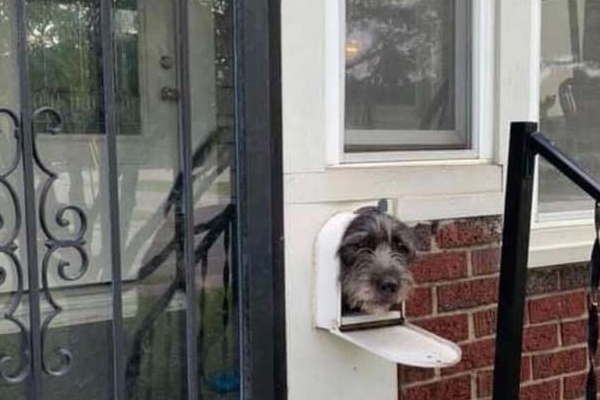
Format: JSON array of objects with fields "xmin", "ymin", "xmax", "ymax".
[{"xmin": 399, "ymin": 216, "xmax": 593, "ymax": 400}]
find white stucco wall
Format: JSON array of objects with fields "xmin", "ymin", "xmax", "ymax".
[{"xmin": 281, "ymin": 0, "xmax": 397, "ymax": 397}]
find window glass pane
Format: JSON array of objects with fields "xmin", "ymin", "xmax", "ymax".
[
  {"xmin": 27, "ymin": 0, "xmax": 140, "ymax": 135},
  {"xmin": 114, "ymin": 0, "xmax": 140, "ymax": 135},
  {"xmin": 344, "ymin": 0, "xmax": 470, "ymax": 152},
  {"xmin": 539, "ymin": 0, "xmax": 600, "ymax": 214}
]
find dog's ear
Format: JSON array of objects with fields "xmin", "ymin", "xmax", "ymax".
[{"xmin": 393, "ymin": 224, "xmax": 417, "ymax": 263}]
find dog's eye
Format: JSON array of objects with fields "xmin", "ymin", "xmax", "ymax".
[
  {"xmin": 391, "ymin": 236, "xmax": 408, "ymax": 253},
  {"xmin": 397, "ymin": 244, "xmax": 409, "ymax": 254}
]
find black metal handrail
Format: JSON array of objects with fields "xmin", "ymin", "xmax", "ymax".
[{"xmin": 492, "ymin": 121, "xmax": 600, "ymax": 400}]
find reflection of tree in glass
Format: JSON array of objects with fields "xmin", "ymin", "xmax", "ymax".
[
  {"xmin": 27, "ymin": 0, "xmax": 104, "ymax": 133},
  {"xmin": 0, "ymin": 2, "xmax": 13, "ymax": 55},
  {"xmin": 345, "ymin": 0, "xmax": 454, "ymax": 130},
  {"xmin": 346, "ymin": 0, "xmax": 448, "ymax": 86},
  {"xmin": 27, "ymin": 2, "xmax": 101, "ymax": 90},
  {"xmin": 25, "ymin": 0, "xmax": 140, "ymax": 135}
]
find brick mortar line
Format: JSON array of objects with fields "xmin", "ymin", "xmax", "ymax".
[
  {"xmin": 556, "ymin": 366, "xmax": 598, "ymax": 394},
  {"xmin": 419, "ymin": 244, "xmax": 502, "ymax": 256},
  {"xmin": 557, "ymin": 317, "xmax": 587, "ymax": 347},
  {"xmin": 522, "ymin": 356, "xmax": 532, "ymax": 382},
  {"xmin": 411, "ymin": 308, "xmax": 479, "ymax": 321},
  {"xmin": 523, "ymin": 376, "xmax": 563, "ymax": 383},
  {"xmin": 527, "ymin": 287, "xmax": 588, "ymax": 300},
  {"xmin": 435, "ymin": 275, "xmax": 500, "ymax": 285},
  {"xmin": 435, "ymin": 303, "xmax": 499, "ymax": 317},
  {"xmin": 469, "ymin": 243, "xmax": 501, "ymax": 250},
  {"xmin": 432, "ymin": 242, "xmax": 502, "ymax": 252},
  {"xmin": 471, "ymin": 271, "xmax": 499, "ymax": 278},
  {"xmin": 559, "ymin": 377, "xmax": 564, "ymax": 400},
  {"xmin": 524, "ymin": 320, "xmax": 561, "ymax": 329},
  {"xmin": 428, "ymin": 236, "xmax": 441, "ymax": 252},
  {"xmin": 471, "ymin": 333, "xmax": 495, "ymax": 341},
  {"xmin": 414, "ymin": 275, "xmax": 589, "ymax": 294},
  {"xmin": 527, "ymin": 315, "xmax": 589, "ymax": 325},
  {"xmin": 439, "ymin": 368, "xmax": 490, "ymax": 381},
  {"xmin": 401, "ymin": 370, "xmax": 471, "ymax": 389},
  {"xmin": 468, "ymin": 306, "xmax": 475, "ymax": 340},
  {"xmin": 416, "ymin": 245, "xmax": 499, "ymax": 256},
  {"xmin": 520, "ymin": 343, "xmax": 587, "ymax": 357},
  {"xmin": 401, "ymin": 375, "xmax": 442, "ymax": 389},
  {"xmin": 561, "ymin": 370, "xmax": 592, "ymax": 380},
  {"xmin": 470, "ymin": 371, "xmax": 477, "ymax": 399}
]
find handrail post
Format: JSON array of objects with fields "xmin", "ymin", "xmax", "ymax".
[{"xmin": 492, "ymin": 121, "xmax": 538, "ymax": 400}]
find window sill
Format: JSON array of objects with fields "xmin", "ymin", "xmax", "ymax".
[
  {"xmin": 528, "ymin": 220, "xmax": 595, "ymax": 268},
  {"xmin": 342, "ymin": 149, "xmax": 480, "ymax": 163},
  {"xmin": 284, "ymin": 161, "xmax": 504, "ymax": 220}
]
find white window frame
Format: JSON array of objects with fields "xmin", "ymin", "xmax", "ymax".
[
  {"xmin": 344, "ymin": 0, "xmax": 471, "ymax": 155},
  {"xmin": 281, "ymin": 0, "xmax": 503, "ymax": 221},
  {"xmin": 326, "ymin": 0, "xmax": 494, "ymax": 164}
]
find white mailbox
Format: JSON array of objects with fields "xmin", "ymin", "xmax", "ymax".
[{"xmin": 314, "ymin": 211, "xmax": 462, "ymax": 368}]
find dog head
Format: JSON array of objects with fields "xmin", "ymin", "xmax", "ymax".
[{"xmin": 337, "ymin": 207, "xmax": 416, "ymax": 314}]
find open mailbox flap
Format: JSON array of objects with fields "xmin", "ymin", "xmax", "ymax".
[
  {"xmin": 329, "ymin": 323, "xmax": 461, "ymax": 368},
  {"xmin": 314, "ymin": 209, "xmax": 462, "ymax": 368}
]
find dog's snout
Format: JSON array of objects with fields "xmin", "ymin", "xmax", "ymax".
[{"xmin": 377, "ymin": 277, "xmax": 399, "ymax": 295}]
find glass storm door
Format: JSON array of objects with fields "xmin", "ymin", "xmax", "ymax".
[{"xmin": 0, "ymin": 0, "xmax": 243, "ymax": 398}]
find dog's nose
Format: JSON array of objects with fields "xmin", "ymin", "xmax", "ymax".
[{"xmin": 378, "ymin": 278, "xmax": 399, "ymax": 295}]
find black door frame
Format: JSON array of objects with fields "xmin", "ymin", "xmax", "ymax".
[{"xmin": 234, "ymin": 0, "xmax": 287, "ymax": 399}]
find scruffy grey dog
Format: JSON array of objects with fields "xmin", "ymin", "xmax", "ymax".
[{"xmin": 338, "ymin": 207, "xmax": 416, "ymax": 314}]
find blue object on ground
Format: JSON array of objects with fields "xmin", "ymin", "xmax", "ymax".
[{"xmin": 206, "ymin": 373, "xmax": 240, "ymax": 394}]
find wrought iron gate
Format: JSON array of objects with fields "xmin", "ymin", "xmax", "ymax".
[{"xmin": 0, "ymin": 0, "xmax": 288, "ymax": 399}]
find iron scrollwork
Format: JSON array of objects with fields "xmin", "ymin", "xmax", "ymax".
[
  {"xmin": 0, "ymin": 106, "xmax": 90, "ymax": 384},
  {"xmin": 0, "ymin": 108, "xmax": 29, "ymax": 383},
  {"xmin": 31, "ymin": 107, "xmax": 89, "ymax": 377}
]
